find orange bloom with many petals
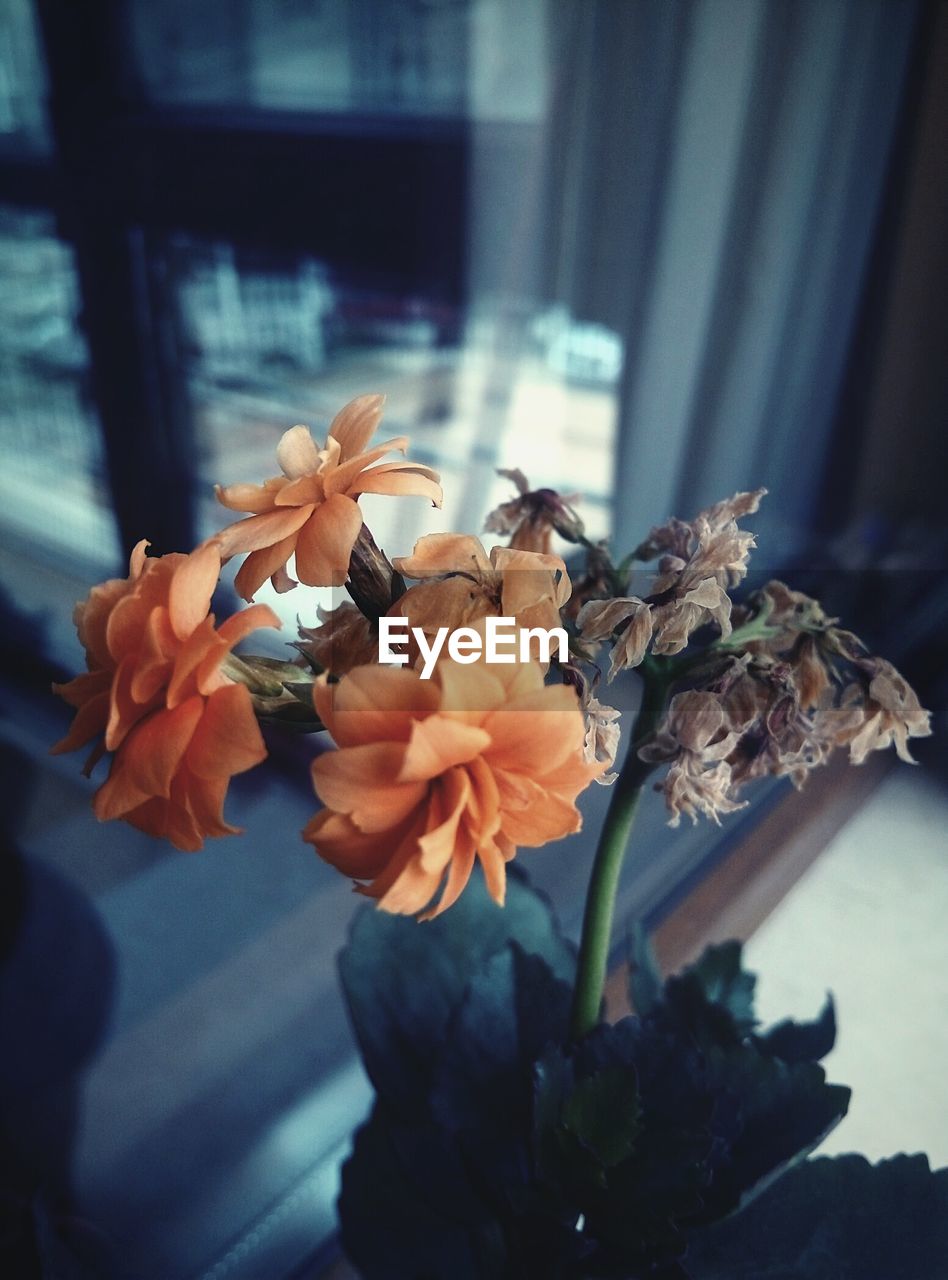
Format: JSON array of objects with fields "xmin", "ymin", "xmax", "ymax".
[
  {"xmin": 304, "ymin": 659, "xmax": 602, "ymax": 918},
  {"xmin": 391, "ymin": 533, "xmax": 571, "ymax": 663},
  {"xmin": 215, "ymin": 394, "xmax": 442, "ymax": 601},
  {"xmin": 52, "ymin": 540, "xmax": 279, "ymax": 851}
]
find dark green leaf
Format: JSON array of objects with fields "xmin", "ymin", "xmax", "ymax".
[
  {"xmin": 432, "ymin": 944, "xmax": 572, "ymax": 1200},
  {"xmin": 682, "ymin": 941, "xmax": 757, "ymax": 1035},
  {"xmin": 562, "ymin": 1065, "xmax": 642, "ymax": 1170},
  {"xmin": 535, "ymin": 1020, "xmax": 718, "ymax": 1272},
  {"xmin": 755, "ymin": 995, "xmax": 836, "ymax": 1063},
  {"xmin": 338, "ymin": 867, "xmax": 574, "ymax": 1112},
  {"xmin": 697, "ymin": 1045, "xmax": 850, "ymax": 1218},
  {"xmin": 339, "ymin": 1104, "xmax": 503, "ymax": 1280},
  {"xmin": 685, "ymin": 1154, "xmax": 948, "ymax": 1279}
]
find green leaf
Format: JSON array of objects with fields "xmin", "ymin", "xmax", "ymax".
[
  {"xmin": 755, "ymin": 995, "xmax": 836, "ymax": 1063},
  {"xmin": 683, "ymin": 941, "xmax": 757, "ymax": 1035},
  {"xmin": 339, "ymin": 1104, "xmax": 503, "ymax": 1280},
  {"xmin": 431, "ymin": 945, "xmax": 573, "ymax": 1200},
  {"xmin": 685, "ymin": 1155, "xmax": 948, "ymax": 1279},
  {"xmin": 339, "ymin": 866, "xmax": 574, "ymax": 1113},
  {"xmin": 534, "ymin": 1021, "xmax": 718, "ymax": 1272},
  {"xmin": 561, "ymin": 1065, "xmax": 642, "ymax": 1170},
  {"xmin": 696, "ymin": 1045, "xmax": 851, "ymax": 1218}
]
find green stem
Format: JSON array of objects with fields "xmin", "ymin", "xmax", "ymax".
[{"xmin": 568, "ymin": 668, "xmax": 669, "ymax": 1040}]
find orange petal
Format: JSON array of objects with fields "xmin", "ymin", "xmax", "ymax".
[
  {"xmin": 398, "ymin": 715, "xmax": 490, "ymax": 783},
  {"xmin": 465, "ymin": 754, "xmax": 502, "ymax": 840},
  {"xmin": 106, "ymin": 654, "xmax": 156, "ymax": 751},
  {"xmin": 393, "ymin": 533, "xmax": 491, "ymax": 580},
  {"xmin": 184, "ymin": 772, "xmax": 240, "ymax": 839},
  {"xmin": 483, "ymin": 703, "xmax": 582, "ymax": 773},
  {"xmin": 419, "ymin": 829, "xmax": 477, "ymax": 920},
  {"xmin": 77, "ymin": 576, "xmax": 133, "ymax": 668},
  {"xmin": 105, "ymin": 555, "xmax": 180, "ymax": 661},
  {"xmin": 493, "ymin": 546, "xmax": 572, "ymax": 608},
  {"xmin": 52, "ymin": 668, "xmax": 111, "ymax": 711},
  {"xmin": 416, "ymin": 767, "xmax": 470, "ymax": 873},
  {"xmin": 323, "ymin": 436, "xmax": 408, "ymax": 497},
  {"xmin": 477, "ymin": 842, "xmax": 508, "ymax": 905},
  {"xmin": 327, "ymin": 393, "xmax": 385, "ymax": 462},
  {"xmin": 376, "ymin": 855, "xmax": 442, "ymax": 917},
  {"xmin": 347, "ymin": 463, "xmax": 442, "ymax": 507},
  {"xmin": 293, "ymin": 493, "xmax": 363, "ymax": 587},
  {"xmin": 215, "ymin": 476, "xmax": 288, "ymax": 514},
  {"xmin": 187, "ymin": 683, "xmax": 267, "ymax": 779},
  {"xmin": 122, "ymin": 793, "xmax": 204, "ymax": 852},
  {"xmin": 215, "ymin": 504, "xmax": 314, "ymax": 560},
  {"xmin": 312, "ymin": 743, "xmax": 425, "ymax": 831},
  {"xmin": 93, "ymin": 747, "xmax": 157, "ymax": 821},
  {"xmin": 216, "ymin": 602, "xmax": 282, "ymax": 651},
  {"xmin": 130, "ymin": 606, "xmax": 177, "ymax": 703},
  {"xmin": 435, "ymin": 660, "xmax": 505, "ymax": 721},
  {"xmin": 232, "ymin": 534, "xmax": 300, "ymax": 603},
  {"xmin": 273, "ymin": 473, "xmax": 324, "ymax": 506},
  {"xmin": 167, "ymin": 616, "xmax": 223, "ymax": 707},
  {"xmin": 395, "ymin": 576, "xmax": 491, "ymax": 637},
  {"xmin": 129, "ymin": 540, "xmax": 150, "ymax": 578},
  {"xmin": 494, "ymin": 770, "xmax": 582, "ymax": 845},
  {"xmin": 304, "ymin": 808, "xmax": 408, "ymax": 879},
  {"xmin": 120, "ymin": 698, "xmax": 204, "ymax": 798},
  {"xmin": 313, "ymin": 666, "xmax": 439, "ymax": 746},
  {"xmin": 168, "ymin": 541, "xmax": 222, "ymax": 641},
  {"xmin": 50, "ymin": 689, "xmax": 110, "ymax": 756}
]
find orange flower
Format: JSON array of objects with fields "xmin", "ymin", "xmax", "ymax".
[
  {"xmin": 52, "ymin": 540, "xmax": 280, "ymax": 851},
  {"xmin": 304, "ymin": 659, "xmax": 602, "ymax": 918},
  {"xmin": 215, "ymin": 394, "xmax": 442, "ymax": 600},
  {"xmin": 391, "ymin": 533, "xmax": 571, "ymax": 662}
]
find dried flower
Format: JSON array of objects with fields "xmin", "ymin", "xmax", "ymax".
[
  {"xmin": 640, "ymin": 690, "xmax": 746, "ymax": 826},
  {"xmin": 484, "ymin": 468, "xmax": 584, "ymax": 554},
  {"xmin": 215, "ymin": 394, "xmax": 442, "ymax": 600},
  {"xmin": 305, "ymin": 660, "xmax": 602, "ymax": 918},
  {"xmin": 52, "ymin": 540, "xmax": 279, "ymax": 850},
  {"xmin": 296, "ymin": 602, "xmax": 378, "ymax": 677},
  {"xmin": 576, "ymin": 597, "xmax": 653, "ymax": 681},
  {"xmin": 581, "ymin": 693, "xmax": 622, "ymax": 784},
  {"xmin": 562, "ymin": 541, "xmax": 617, "ymax": 624},
  {"xmin": 845, "ymin": 657, "xmax": 932, "ymax": 765},
  {"xmin": 643, "ymin": 489, "xmax": 767, "ymax": 654},
  {"xmin": 391, "ymin": 534, "xmax": 571, "ymax": 664}
]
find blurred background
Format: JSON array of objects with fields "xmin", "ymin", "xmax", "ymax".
[{"xmin": 0, "ymin": 1, "xmax": 945, "ymax": 1276}]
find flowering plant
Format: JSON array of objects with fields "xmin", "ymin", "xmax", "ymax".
[{"xmin": 55, "ymin": 396, "xmax": 945, "ymax": 1277}]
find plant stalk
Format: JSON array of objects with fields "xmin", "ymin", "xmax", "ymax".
[{"xmin": 568, "ymin": 668, "xmax": 669, "ymax": 1040}]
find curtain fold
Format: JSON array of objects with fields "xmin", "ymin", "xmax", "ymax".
[{"xmin": 538, "ymin": 0, "xmax": 920, "ymax": 555}]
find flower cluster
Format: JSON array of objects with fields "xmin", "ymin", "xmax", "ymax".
[
  {"xmin": 214, "ymin": 393, "xmax": 441, "ymax": 599},
  {"xmin": 54, "ymin": 393, "xmax": 931, "ymax": 905},
  {"xmin": 52, "ymin": 540, "xmax": 279, "ymax": 850},
  {"xmin": 576, "ymin": 488, "xmax": 767, "ymax": 679},
  {"xmin": 638, "ymin": 577, "xmax": 932, "ymax": 826},
  {"xmin": 305, "ymin": 660, "xmax": 601, "ymax": 918}
]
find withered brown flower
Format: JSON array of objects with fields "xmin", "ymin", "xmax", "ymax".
[
  {"xmin": 640, "ymin": 690, "xmax": 746, "ymax": 826},
  {"xmin": 484, "ymin": 468, "xmax": 585, "ymax": 555}
]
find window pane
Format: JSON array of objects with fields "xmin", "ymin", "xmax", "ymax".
[
  {"xmin": 127, "ymin": 0, "xmax": 549, "ymax": 122},
  {"xmin": 167, "ymin": 235, "xmax": 618, "ymax": 635},
  {"xmin": 0, "ymin": 0, "xmax": 52, "ymax": 153},
  {"xmin": 0, "ymin": 207, "xmax": 118, "ymax": 575}
]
